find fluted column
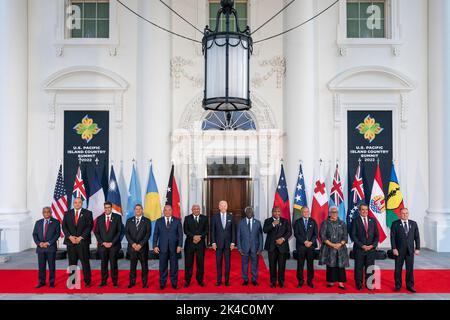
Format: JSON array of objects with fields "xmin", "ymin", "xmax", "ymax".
[
  {"xmin": 425, "ymin": 0, "xmax": 450, "ymax": 252},
  {"xmin": 0, "ymin": 0, "xmax": 31, "ymax": 253},
  {"xmin": 136, "ymin": 0, "xmax": 172, "ymax": 199}
]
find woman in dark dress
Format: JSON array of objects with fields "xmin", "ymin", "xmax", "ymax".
[{"xmin": 319, "ymin": 206, "xmax": 350, "ymax": 290}]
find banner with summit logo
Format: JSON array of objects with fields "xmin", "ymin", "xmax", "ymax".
[
  {"xmin": 63, "ymin": 110, "xmax": 109, "ymax": 199},
  {"xmin": 347, "ymin": 110, "xmax": 393, "ymax": 205}
]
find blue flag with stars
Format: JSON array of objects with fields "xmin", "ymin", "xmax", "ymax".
[{"xmin": 292, "ymin": 163, "xmax": 308, "ymax": 222}]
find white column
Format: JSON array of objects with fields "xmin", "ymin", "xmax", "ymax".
[
  {"xmin": 136, "ymin": 0, "xmax": 172, "ymax": 202},
  {"xmin": 283, "ymin": 0, "xmax": 317, "ymax": 203},
  {"xmin": 424, "ymin": 0, "xmax": 450, "ymax": 252},
  {"xmin": 0, "ymin": 0, "xmax": 31, "ymax": 253}
]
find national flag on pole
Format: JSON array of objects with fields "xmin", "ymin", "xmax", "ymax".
[
  {"xmin": 165, "ymin": 164, "xmax": 181, "ymax": 219},
  {"xmin": 311, "ymin": 161, "xmax": 329, "ymax": 237},
  {"xmin": 88, "ymin": 168, "xmax": 105, "ymax": 221},
  {"xmin": 368, "ymin": 162, "xmax": 388, "ymax": 243},
  {"xmin": 126, "ymin": 163, "xmax": 142, "ymax": 220},
  {"xmin": 107, "ymin": 165, "xmax": 123, "ymax": 216},
  {"xmin": 71, "ymin": 166, "xmax": 88, "ymax": 209},
  {"xmin": 329, "ymin": 164, "xmax": 346, "ymax": 222},
  {"xmin": 144, "ymin": 162, "xmax": 162, "ymax": 247},
  {"xmin": 386, "ymin": 163, "xmax": 405, "ymax": 228},
  {"xmin": 292, "ymin": 163, "xmax": 307, "ymax": 222},
  {"xmin": 273, "ymin": 164, "xmax": 291, "ymax": 224},
  {"xmin": 347, "ymin": 159, "xmax": 365, "ymax": 240},
  {"xmin": 51, "ymin": 165, "xmax": 68, "ymax": 237}
]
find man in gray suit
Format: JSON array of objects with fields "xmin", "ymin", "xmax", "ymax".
[{"xmin": 237, "ymin": 206, "xmax": 263, "ymax": 286}]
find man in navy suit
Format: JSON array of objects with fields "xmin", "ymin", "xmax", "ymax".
[
  {"xmin": 153, "ymin": 204, "xmax": 183, "ymax": 290},
  {"xmin": 32, "ymin": 207, "xmax": 61, "ymax": 288},
  {"xmin": 293, "ymin": 206, "xmax": 318, "ymax": 288},
  {"xmin": 237, "ymin": 206, "xmax": 263, "ymax": 286},
  {"xmin": 62, "ymin": 197, "xmax": 93, "ymax": 287},
  {"xmin": 391, "ymin": 207, "xmax": 420, "ymax": 292},
  {"xmin": 211, "ymin": 200, "xmax": 236, "ymax": 286},
  {"xmin": 94, "ymin": 201, "xmax": 123, "ymax": 288},
  {"xmin": 352, "ymin": 203, "xmax": 379, "ymax": 290}
]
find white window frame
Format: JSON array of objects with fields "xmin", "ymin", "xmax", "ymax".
[
  {"xmin": 55, "ymin": 0, "xmax": 119, "ymax": 56},
  {"xmin": 336, "ymin": 0, "xmax": 401, "ymax": 56}
]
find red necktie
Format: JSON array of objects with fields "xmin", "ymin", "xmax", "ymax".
[
  {"xmin": 106, "ymin": 215, "xmax": 110, "ymax": 232},
  {"xmin": 75, "ymin": 210, "xmax": 79, "ymax": 225},
  {"xmin": 44, "ymin": 220, "xmax": 49, "ymax": 241},
  {"xmin": 363, "ymin": 218, "xmax": 369, "ymax": 239}
]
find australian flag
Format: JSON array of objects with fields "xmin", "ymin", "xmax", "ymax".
[
  {"xmin": 273, "ymin": 164, "xmax": 291, "ymax": 224},
  {"xmin": 347, "ymin": 160, "xmax": 365, "ymax": 240}
]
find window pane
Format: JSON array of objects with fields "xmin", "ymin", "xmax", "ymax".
[
  {"xmin": 346, "ymin": 0, "xmax": 386, "ymax": 39},
  {"xmin": 347, "ymin": 3, "xmax": 359, "ymax": 19},
  {"xmin": 347, "ymin": 19, "xmax": 359, "ymax": 38},
  {"xmin": 359, "ymin": 2, "xmax": 371, "ymax": 20},
  {"xmin": 83, "ymin": 19, "xmax": 97, "ymax": 38},
  {"xmin": 71, "ymin": 20, "xmax": 82, "ymax": 38},
  {"xmin": 98, "ymin": 3, "xmax": 109, "ymax": 19},
  {"xmin": 97, "ymin": 19, "xmax": 109, "ymax": 38},
  {"xmin": 372, "ymin": 20, "xmax": 385, "ymax": 37},
  {"xmin": 83, "ymin": 3, "xmax": 96, "ymax": 19}
]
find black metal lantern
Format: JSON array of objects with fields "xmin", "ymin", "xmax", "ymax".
[{"xmin": 202, "ymin": 0, "xmax": 253, "ymax": 111}]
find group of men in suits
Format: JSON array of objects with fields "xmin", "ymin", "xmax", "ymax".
[{"xmin": 33, "ymin": 198, "xmax": 420, "ymax": 292}]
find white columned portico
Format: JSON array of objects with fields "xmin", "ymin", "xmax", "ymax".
[
  {"xmin": 283, "ymin": 0, "xmax": 317, "ymax": 200},
  {"xmin": 136, "ymin": 0, "xmax": 172, "ymax": 198},
  {"xmin": 424, "ymin": 0, "xmax": 450, "ymax": 252},
  {"xmin": 0, "ymin": 0, "xmax": 32, "ymax": 253}
]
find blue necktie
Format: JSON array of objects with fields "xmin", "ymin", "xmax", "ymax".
[{"xmin": 304, "ymin": 219, "xmax": 308, "ymax": 231}]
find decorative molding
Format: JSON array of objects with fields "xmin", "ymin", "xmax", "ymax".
[
  {"xmin": 251, "ymin": 56, "xmax": 286, "ymax": 89},
  {"xmin": 170, "ymin": 57, "xmax": 203, "ymax": 89}
]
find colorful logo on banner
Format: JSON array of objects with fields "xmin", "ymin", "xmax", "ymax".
[
  {"xmin": 73, "ymin": 115, "xmax": 102, "ymax": 143},
  {"xmin": 356, "ymin": 115, "xmax": 384, "ymax": 143}
]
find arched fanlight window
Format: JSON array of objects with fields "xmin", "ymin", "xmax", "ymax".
[{"xmin": 202, "ymin": 111, "xmax": 256, "ymax": 131}]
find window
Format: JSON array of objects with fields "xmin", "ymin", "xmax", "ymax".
[
  {"xmin": 202, "ymin": 111, "xmax": 256, "ymax": 131},
  {"xmin": 208, "ymin": 0, "xmax": 248, "ymax": 32},
  {"xmin": 346, "ymin": 0, "xmax": 386, "ymax": 38},
  {"xmin": 67, "ymin": 0, "xmax": 110, "ymax": 38}
]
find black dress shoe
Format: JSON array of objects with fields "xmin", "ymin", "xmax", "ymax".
[
  {"xmin": 85, "ymin": 283, "xmax": 92, "ymax": 288},
  {"xmin": 172, "ymin": 284, "xmax": 178, "ymax": 290},
  {"xmin": 198, "ymin": 282, "xmax": 205, "ymax": 287},
  {"xmin": 142, "ymin": 284, "xmax": 149, "ymax": 289},
  {"xmin": 307, "ymin": 282, "xmax": 315, "ymax": 289},
  {"xmin": 49, "ymin": 284, "xmax": 55, "ymax": 288},
  {"xmin": 128, "ymin": 283, "xmax": 135, "ymax": 288},
  {"xmin": 407, "ymin": 286, "xmax": 416, "ymax": 293},
  {"xmin": 327, "ymin": 283, "xmax": 334, "ymax": 288},
  {"xmin": 356, "ymin": 285, "xmax": 363, "ymax": 290},
  {"xmin": 338, "ymin": 285, "xmax": 346, "ymax": 290},
  {"xmin": 279, "ymin": 283, "xmax": 285, "ymax": 288},
  {"xmin": 243, "ymin": 280, "xmax": 249, "ymax": 286},
  {"xmin": 298, "ymin": 281, "xmax": 304, "ymax": 288},
  {"xmin": 113, "ymin": 284, "xmax": 119, "ymax": 288},
  {"xmin": 252, "ymin": 281, "xmax": 258, "ymax": 286},
  {"xmin": 98, "ymin": 282, "xmax": 107, "ymax": 288},
  {"xmin": 160, "ymin": 285, "xmax": 166, "ymax": 290},
  {"xmin": 225, "ymin": 281, "xmax": 230, "ymax": 286},
  {"xmin": 35, "ymin": 283, "xmax": 45, "ymax": 289},
  {"xmin": 216, "ymin": 281, "xmax": 222, "ymax": 286},
  {"xmin": 270, "ymin": 283, "xmax": 276, "ymax": 288},
  {"xmin": 394, "ymin": 286, "xmax": 401, "ymax": 292},
  {"xmin": 184, "ymin": 282, "xmax": 190, "ymax": 288}
]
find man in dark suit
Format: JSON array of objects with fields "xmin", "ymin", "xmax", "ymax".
[
  {"xmin": 32, "ymin": 207, "xmax": 61, "ymax": 288},
  {"xmin": 183, "ymin": 204, "xmax": 208, "ymax": 287},
  {"xmin": 125, "ymin": 204, "xmax": 151, "ymax": 288},
  {"xmin": 391, "ymin": 207, "xmax": 420, "ymax": 292},
  {"xmin": 293, "ymin": 206, "xmax": 318, "ymax": 288},
  {"xmin": 237, "ymin": 206, "xmax": 263, "ymax": 286},
  {"xmin": 94, "ymin": 201, "xmax": 123, "ymax": 288},
  {"xmin": 62, "ymin": 197, "xmax": 93, "ymax": 287},
  {"xmin": 351, "ymin": 203, "xmax": 379, "ymax": 290},
  {"xmin": 153, "ymin": 204, "xmax": 183, "ymax": 290},
  {"xmin": 211, "ymin": 200, "xmax": 236, "ymax": 286},
  {"xmin": 263, "ymin": 206, "xmax": 292, "ymax": 288}
]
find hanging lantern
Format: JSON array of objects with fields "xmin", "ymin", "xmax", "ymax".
[{"xmin": 202, "ymin": 0, "xmax": 253, "ymax": 111}]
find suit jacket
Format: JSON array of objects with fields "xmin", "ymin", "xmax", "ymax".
[
  {"xmin": 32, "ymin": 218, "xmax": 61, "ymax": 253},
  {"xmin": 263, "ymin": 217, "xmax": 292, "ymax": 253},
  {"xmin": 183, "ymin": 214, "xmax": 208, "ymax": 248},
  {"xmin": 293, "ymin": 217, "xmax": 318, "ymax": 249},
  {"xmin": 125, "ymin": 216, "xmax": 151, "ymax": 253},
  {"xmin": 153, "ymin": 217, "xmax": 183, "ymax": 253},
  {"xmin": 351, "ymin": 216, "xmax": 379, "ymax": 251},
  {"xmin": 62, "ymin": 208, "xmax": 93, "ymax": 245},
  {"xmin": 210, "ymin": 212, "xmax": 236, "ymax": 249},
  {"xmin": 237, "ymin": 218, "xmax": 263, "ymax": 254},
  {"xmin": 94, "ymin": 213, "xmax": 123, "ymax": 249},
  {"xmin": 390, "ymin": 219, "xmax": 420, "ymax": 256}
]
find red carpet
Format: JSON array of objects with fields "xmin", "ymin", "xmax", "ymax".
[{"xmin": 1, "ymin": 250, "xmax": 450, "ymax": 294}]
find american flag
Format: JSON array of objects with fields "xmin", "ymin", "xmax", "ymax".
[{"xmin": 51, "ymin": 165, "xmax": 68, "ymax": 236}]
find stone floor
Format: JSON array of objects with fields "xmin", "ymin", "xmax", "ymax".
[{"xmin": 1, "ymin": 248, "xmax": 450, "ymax": 300}]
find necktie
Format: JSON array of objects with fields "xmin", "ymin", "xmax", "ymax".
[
  {"xmin": 166, "ymin": 218, "xmax": 171, "ymax": 228},
  {"xmin": 106, "ymin": 215, "xmax": 110, "ymax": 232},
  {"xmin": 222, "ymin": 214, "xmax": 226, "ymax": 229},
  {"xmin": 248, "ymin": 219, "xmax": 251, "ymax": 233},
  {"xmin": 75, "ymin": 210, "xmax": 79, "ymax": 225},
  {"xmin": 363, "ymin": 218, "xmax": 369, "ymax": 239},
  {"xmin": 195, "ymin": 216, "xmax": 199, "ymax": 224},
  {"xmin": 404, "ymin": 221, "xmax": 409, "ymax": 234},
  {"xmin": 44, "ymin": 220, "xmax": 49, "ymax": 241},
  {"xmin": 304, "ymin": 219, "xmax": 308, "ymax": 231},
  {"xmin": 136, "ymin": 218, "xmax": 140, "ymax": 228}
]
